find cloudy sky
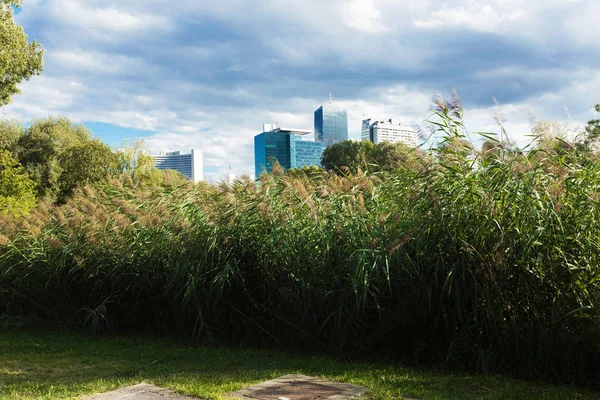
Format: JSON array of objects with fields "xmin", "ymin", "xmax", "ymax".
[{"xmin": 3, "ymin": 0, "xmax": 600, "ymax": 180}]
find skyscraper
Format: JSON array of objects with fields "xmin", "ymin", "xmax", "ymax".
[
  {"xmin": 314, "ymin": 98, "xmax": 348, "ymax": 146},
  {"xmin": 361, "ymin": 118, "xmax": 374, "ymax": 142},
  {"xmin": 151, "ymin": 149, "xmax": 203, "ymax": 182},
  {"xmin": 254, "ymin": 126, "xmax": 327, "ymax": 177}
]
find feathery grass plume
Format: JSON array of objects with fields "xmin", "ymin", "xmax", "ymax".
[
  {"xmin": 0, "ymin": 235, "xmax": 9, "ymax": 246},
  {"xmin": 433, "ymin": 91, "xmax": 448, "ymax": 114},
  {"xmin": 450, "ymin": 88, "xmax": 462, "ymax": 119}
]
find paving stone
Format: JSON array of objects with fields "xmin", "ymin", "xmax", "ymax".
[
  {"xmin": 225, "ymin": 374, "xmax": 369, "ymax": 400},
  {"xmin": 80, "ymin": 383, "xmax": 198, "ymax": 400}
]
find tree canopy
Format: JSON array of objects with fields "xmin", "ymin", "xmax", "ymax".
[
  {"xmin": 321, "ymin": 140, "xmax": 370, "ymax": 173},
  {"xmin": 0, "ymin": 0, "xmax": 44, "ymax": 106},
  {"xmin": 0, "ymin": 149, "xmax": 36, "ymax": 216},
  {"xmin": 0, "ymin": 119, "xmax": 24, "ymax": 151},
  {"xmin": 12, "ymin": 117, "xmax": 117, "ymax": 201},
  {"xmin": 59, "ymin": 139, "xmax": 118, "ymax": 198},
  {"xmin": 321, "ymin": 140, "xmax": 424, "ymax": 174}
]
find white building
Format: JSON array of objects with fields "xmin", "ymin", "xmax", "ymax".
[
  {"xmin": 151, "ymin": 149, "xmax": 203, "ymax": 182},
  {"xmin": 228, "ymin": 172, "xmax": 237, "ymax": 185},
  {"xmin": 227, "ymin": 164, "xmax": 237, "ymax": 185},
  {"xmin": 361, "ymin": 119, "xmax": 418, "ymax": 147}
]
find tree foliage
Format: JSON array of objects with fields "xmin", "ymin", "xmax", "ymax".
[
  {"xmin": 0, "ymin": 0, "xmax": 44, "ymax": 106},
  {"xmin": 0, "ymin": 119, "xmax": 24, "ymax": 151},
  {"xmin": 114, "ymin": 140, "xmax": 168, "ymax": 186},
  {"xmin": 15, "ymin": 117, "xmax": 115, "ymax": 201},
  {"xmin": 59, "ymin": 140, "xmax": 118, "ymax": 198},
  {"xmin": 321, "ymin": 140, "xmax": 369, "ymax": 173},
  {"xmin": 0, "ymin": 149, "xmax": 35, "ymax": 216},
  {"xmin": 321, "ymin": 140, "xmax": 424, "ymax": 174},
  {"xmin": 370, "ymin": 141, "xmax": 424, "ymax": 171}
]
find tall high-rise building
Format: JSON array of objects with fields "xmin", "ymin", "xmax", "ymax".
[
  {"xmin": 361, "ymin": 119, "xmax": 418, "ymax": 147},
  {"xmin": 254, "ymin": 126, "xmax": 327, "ymax": 177},
  {"xmin": 151, "ymin": 149, "xmax": 203, "ymax": 182},
  {"xmin": 361, "ymin": 118, "xmax": 374, "ymax": 142},
  {"xmin": 314, "ymin": 99, "xmax": 348, "ymax": 146}
]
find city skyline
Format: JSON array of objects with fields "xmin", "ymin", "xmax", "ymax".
[{"xmin": 2, "ymin": 1, "xmax": 599, "ymax": 180}]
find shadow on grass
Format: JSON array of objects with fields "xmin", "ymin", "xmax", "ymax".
[{"xmin": 0, "ymin": 329, "xmax": 597, "ymax": 400}]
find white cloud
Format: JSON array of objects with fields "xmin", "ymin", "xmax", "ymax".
[
  {"xmin": 51, "ymin": 0, "xmax": 172, "ymax": 34},
  {"xmin": 342, "ymin": 0, "xmax": 388, "ymax": 33},
  {"xmin": 2, "ymin": 76, "xmax": 85, "ymax": 119},
  {"xmin": 5, "ymin": 0, "xmax": 600, "ymax": 181},
  {"xmin": 51, "ymin": 51, "xmax": 148, "ymax": 75},
  {"xmin": 564, "ymin": 3, "xmax": 600, "ymax": 48},
  {"xmin": 414, "ymin": 1, "xmax": 525, "ymax": 33}
]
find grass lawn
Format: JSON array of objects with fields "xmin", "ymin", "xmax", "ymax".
[{"xmin": 0, "ymin": 329, "xmax": 598, "ymax": 400}]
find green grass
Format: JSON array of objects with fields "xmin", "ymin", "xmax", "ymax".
[{"xmin": 0, "ymin": 329, "xmax": 598, "ymax": 400}]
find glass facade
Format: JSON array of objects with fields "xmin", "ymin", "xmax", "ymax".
[
  {"xmin": 361, "ymin": 119, "xmax": 374, "ymax": 142},
  {"xmin": 255, "ymin": 132, "xmax": 326, "ymax": 177},
  {"xmin": 314, "ymin": 105, "xmax": 348, "ymax": 146},
  {"xmin": 254, "ymin": 132, "xmax": 294, "ymax": 177},
  {"xmin": 294, "ymin": 139, "xmax": 327, "ymax": 169}
]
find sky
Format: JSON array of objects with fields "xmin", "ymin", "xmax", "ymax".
[{"xmin": 2, "ymin": 0, "xmax": 600, "ymax": 180}]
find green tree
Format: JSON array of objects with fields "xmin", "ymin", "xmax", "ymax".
[
  {"xmin": 17, "ymin": 117, "xmax": 88, "ymax": 198},
  {"xmin": 115, "ymin": 140, "xmax": 154, "ymax": 174},
  {"xmin": 368, "ymin": 141, "xmax": 424, "ymax": 172},
  {"xmin": 114, "ymin": 140, "xmax": 175, "ymax": 187},
  {"xmin": 0, "ymin": 0, "xmax": 44, "ymax": 106},
  {"xmin": 59, "ymin": 140, "xmax": 118, "ymax": 198},
  {"xmin": 321, "ymin": 140, "xmax": 370, "ymax": 173},
  {"xmin": 16, "ymin": 117, "xmax": 114, "ymax": 200},
  {"xmin": 0, "ymin": 119, "xmax": 24, "ymax": 151},
  {"xmin": 322, "ymin": 140, "xmax": 423, "ymax": 174},
  {"xmin": 0, "ymin": 149, "xmax": 36, "ymax": 216}
]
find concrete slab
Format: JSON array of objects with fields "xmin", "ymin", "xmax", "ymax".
[
  {"xmin": 224, "ymin": 374, "xmax": 369, "ymax": 400},
  {"xmin": 80, "ymin": 383, "xmax": 198, "ymax": 400}
]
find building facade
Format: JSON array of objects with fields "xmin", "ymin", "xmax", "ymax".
[
  {"xmin": 361, "ymin": 119, "xmax": 418, "ymax": 147},
  {"xmin": 254, "ymin": 126, "xmax": 327, "ymax": 177},
  {"xmin": 361, "ymin": 118, "xmax": 374, "ymax": 142},
  {"xmin": 314, "ymin": 105, "xmax": 348, "ymax": 146},
  {"xmin": 294, "ymin": 140, "xmax": 327, "ymax": 169},
  {"xmin": 151, "ymin": 149, "xmax": 203, "ymax": 182}
]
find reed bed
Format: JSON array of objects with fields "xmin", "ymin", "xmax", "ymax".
[{"xmin": 1, "ymin": 103, "xmax": 599, "ymax": 384}]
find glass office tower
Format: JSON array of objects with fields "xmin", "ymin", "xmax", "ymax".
[
  {"xmin": 294, "ymin": 139, "xmax": 327, "ymax": 169},
  {"xmin": 254, "ymin": 132, "xmax": 293, "ymax": 177},
  {"xmin": 314, "ymin": 105, "xmax": 348, "ymax": 146},
  {"xmin": 151, "ymin": 149, "xmax": 203, "ymax": 182},
  {"xmin": 255, "ymin": 127, "xmax": 327, "ymax": 177}
]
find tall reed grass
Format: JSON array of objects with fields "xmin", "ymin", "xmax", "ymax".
[{"xmin": 1, "ymin": 100, "xmax": 599, "ymax": 383}]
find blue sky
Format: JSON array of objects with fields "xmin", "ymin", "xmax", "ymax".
[{"xmin": 3, "ymin": 0, "xmax": 600, "ymax": 180}]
